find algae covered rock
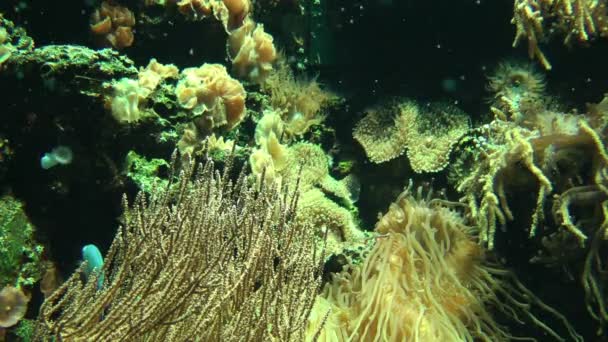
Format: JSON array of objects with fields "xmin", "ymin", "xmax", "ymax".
[{"xmin": 0, "ymin": 195, "xmax": 43, "ymax": 288}]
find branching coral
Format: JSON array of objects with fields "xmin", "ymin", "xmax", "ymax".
[
  {"xmin": 353, "ymin": 99, "xmax": 469, "ymax": 173},
  {"xmin": 106, "ymin": 59, "xmax": 178, "ymax": 123},
  {"xmin": 512, "ymin": 0, "xmax": 608, "ymax": 70},
  {"xmin": 453, "ymin": 63, "xmax": 608, "ymax": 249},
  {"xmin": 35, "ymin": 156, "xmax": 323, "ymax": 341},
  {"xmin": 455, "ymin": 122, "xmax": 555, "ymax": 249}
]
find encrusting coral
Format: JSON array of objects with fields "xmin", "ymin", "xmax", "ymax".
[
  {"xmin": 307, "ymin": 184, "xmax": 581, "ymax": 342},
  {"xmin": 0, "ymin": 195, "xmax": 44, "ymax": 289},
  {"xmin": 353, "ymin": 99, "xmax": 469, "ymax": 173}
]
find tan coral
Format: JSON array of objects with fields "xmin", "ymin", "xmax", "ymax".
[
  {"xmin": 250, "ymin": 114, "xmax": 363, "ymax": 257},
  {"xmin": 295, "ymin": 188, "xmax": 363, "ymax": 257},
  {"xmin": 107, "ymin": 78, "xmax": 151, "ymax": 123},
  {"xmin": 138, "ymin": 58, "xmax": 179, "ymax": 91},
  {"xmin": 105, "ymin": 59, "xmax": 177, "ymax": 124},
  {"xmin": 220, "ymin": 0, "xmax": 250, "ymax": 30},
  {"xmin": 175, "ymin": 63, "xmax": 246, "ymax": 130},
  {"xmin": 254, "ymin": 109, "xmax": 284, "ymax": 145},
  {"xmin": 354, "ymin": 99, "xmax": 469, "ymax": 173},
  {"xmin": 228, "ymin": 18, "xmax": 277, "ymax": 83},
  {"xmin": 90, "ymin": 1, "xmax": 135, "ymax": 49},
  {"xmin": 176, "ymin": 0, "xmax": 215, "ymax": 19}
]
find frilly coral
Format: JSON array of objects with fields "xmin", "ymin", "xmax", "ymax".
[
  {"xmin": 176, "ymin": 0, "xmax": 215, "ymax": 19},
  {"xmin": 176, "ymin": 63, "xmax": 247, "ymax": 131},
  {"xmin": 138, "ymin": 58, "xmax": 179, "ymax": 91},
  {"xmin": 90, "ymin": 1, "xmax": 136, "ymax": 49},
  {"xmin": 228, "ymin": 18, "xmax": 277, "ymax": 83},
  {"xmin": 106, "ymin": 59, "xmax": 177, "ymax": 124},
  {"xmin": 0, "ymin": 286, "xmax": 29, "ymax": 328},
  {"xmin": 219, "ymin": 0, "xmax": 250, "ymax": 30}
]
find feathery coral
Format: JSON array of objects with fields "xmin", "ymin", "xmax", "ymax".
[{"xmin": 35, "ymin": 156, "xmax": 323, "ymax": 341}]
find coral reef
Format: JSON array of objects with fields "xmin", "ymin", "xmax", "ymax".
[
  {"xmin": 106, "ymin": 59, "xmax": 179, "ymax": 123},
  {"xmin": 250, "ymin": 111, "xmax": 364, "ymax": 257},
  {"xmin": 452, "ymin": 64, "xmax": 608, "ymax": 249},
  {"xmin": 1, "ymin": 1, "xmax": 608, "ymax": 340},
  {"xmin": 262, "ymin": 62, "xmax": 337, "ymax": 137}
]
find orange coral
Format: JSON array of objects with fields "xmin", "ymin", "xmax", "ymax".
[
  {"xmin": 175, "ymin": 63, "xmax": 246, "ymax": 130},
  {"xmin": 90, "ymin": 1, "xmax": 136, "ymax": 49}
]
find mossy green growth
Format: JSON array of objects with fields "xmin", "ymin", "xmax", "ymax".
[
  {"xmin": 125, "ymin": 151, "xmax": 169, "ymax": 193},
  {"xmin": 336, "ymin": 159, "xmax": 355, "ymax": 175},
  {"xmin": 0, "ymin": 195, "xmax": 43, "ymax": 288},
  {"xmin": 13, "ymin": 318, "xmax": 35, "ymax": 342}
]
